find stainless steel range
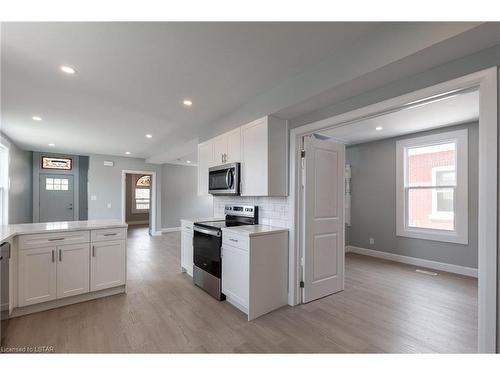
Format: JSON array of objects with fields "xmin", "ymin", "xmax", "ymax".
[{"xmin": 193, "ymin": 205, "xmax": 258, "ymax": 300}]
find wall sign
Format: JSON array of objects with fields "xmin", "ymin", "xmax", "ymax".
[{"xmin": 41, "ymin": 156, "xmax": 72, "ymax": 170}]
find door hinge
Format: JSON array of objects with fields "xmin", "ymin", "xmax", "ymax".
[
  {"xmin": 299, "ymin": 281, "xmax": 305, "ymax": 288},
  {"xmin": 301, "ymin": 150, "xmax": 305, "ymax": 158}
]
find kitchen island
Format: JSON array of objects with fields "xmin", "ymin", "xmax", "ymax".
[{"xmin": 1, "ymin": 220, "xmax": 128, "ymax": 317}]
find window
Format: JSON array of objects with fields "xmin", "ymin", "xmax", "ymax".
[
  {"xmin": 41, "ymin": 156, "xmax": 72, "ymax": 170},
  {"xmin": 133, "ymin": 175, "xmax": 151, "ymax": 212},
  {"xmin": 396, "ymin": 129, "xmax": 468, "ymax": 244},
  {"xmin": 45, "ymin": 178, "xmax": 69, "ymax": 191}
]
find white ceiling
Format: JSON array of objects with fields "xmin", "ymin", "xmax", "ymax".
[
  {"xmin": 319, "ymin": 90, "xmax": 479, "ymax": 144},
  {"xmin": 0, "ymin": 22, "xmax": 382, "ymax": 160}
]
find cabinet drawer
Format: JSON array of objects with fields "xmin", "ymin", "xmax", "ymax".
[
  {"xmin": 91, "ymin": 227, "xmax": 127, "ymax": 242},
  {"xmin": 19, "ymin": 230, "xmax": 90, "ymax": 250},
  {"xmin": 222, "ymin": 231, "xmax": 249, "ymax": 250}
]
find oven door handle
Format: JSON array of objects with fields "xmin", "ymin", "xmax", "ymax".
[{"xmin": 194, "ymin": 226, "xmax": 221, "ymax": 237}]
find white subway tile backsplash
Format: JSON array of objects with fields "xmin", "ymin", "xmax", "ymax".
[{"xmin": 213, "ymin": 196, "xmax": 291, "ymax": 228}]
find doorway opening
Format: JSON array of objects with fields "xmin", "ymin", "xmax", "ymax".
[
  {"xmin": 121, "ymin": 169, "xmax": 157, "ymax": 237},
  {"xmin": 290, "ymin": 68, "xmax": 497, "ymax": 352},
  {"xmin": 125, "ymin": 173, "xmax": 151, "ymax": 236}
]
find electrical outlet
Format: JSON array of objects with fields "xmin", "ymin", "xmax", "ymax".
[{"xmin": 369, "ymin": 237, "xmax": 375, "ymax": 245}]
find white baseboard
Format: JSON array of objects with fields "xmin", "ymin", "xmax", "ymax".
[
  {"xmin": 161, "ymin": 227, "xmax": 181, "ymax": 233},
  {"xmin": 126, "ymin": 220, "xmax": 149, "ymax": 225},
  {"xmin": 346, "ymin": 245, "xmax": 478, "ymax": 278}
]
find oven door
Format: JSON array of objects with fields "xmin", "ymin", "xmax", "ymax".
[
  {"xmin": 209, "ymin": 163, "xmax": 239, "ymax": 195},
  {"xmin": 193, "ymin": 226, "xmax": 222, "ymax": 278}
]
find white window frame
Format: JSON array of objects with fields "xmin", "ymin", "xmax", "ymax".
[
  {"xmin": 430, "ymin": 165, "xmax": 455, "ymax": 221},
  {"xmin": 396, "ymin": 129, "xmax": 468, "ymax": 244}
]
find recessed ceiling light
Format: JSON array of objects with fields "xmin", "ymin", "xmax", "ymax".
[
  {"xmin": 183, "ymin": 99, "xmax": 193, "ymax": 107},
  {"xmin": 145, "ymin": 134, "xmax": 153, "ymax": 138},
  {"xmin": 125, "ymin": 151, "xmax": 131, "ymax": 155},
  {"xmin": 375, "ymin": 126, "xmax": 383, "ymax": 131},
  {"xmin": 48, "ymin": 143, "xmax": 55, "ymax": 147},
  {"xmin": 60, "ymin": 65, "xmax": 77, "ymax": 75},
  {"xmin": 32, "ymin": 116, "xmax": 42, "ymax": 121},
  {"xmin": 186, "ymin": 160, "xmax": 191, "ymax": 164}
]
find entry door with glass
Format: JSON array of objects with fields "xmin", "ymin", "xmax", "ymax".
[{"xmin": 39, "ymin": 174, "xmax": 75, "ymax": 222}]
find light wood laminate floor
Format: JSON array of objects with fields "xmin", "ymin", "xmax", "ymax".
[{"xmin": 3, "ymin": 226, "xmax": 477, "ymax": 353}]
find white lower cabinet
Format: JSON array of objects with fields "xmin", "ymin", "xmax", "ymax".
[
  {"xmin": 221, "ymin": 244, "xmax": 249, "ymax": 311},
  {"xmin": 18, "ymin": 246, "xmax": 57, "ymax": 307},
  {"xmin": 181, "ymin": 230, "xmax": 194, "ymax": 276},
  {"xmin": 221, "ymin": 228, "xmax": 289, "ymax": 321},
  {"xmin": 57, "ymin": 243, "xmax": 90, "ymax": 299},
  {"xmin": 90, "ymin": 239, "xmax": 126, "ymax": 292},
  {"xmin": 17, "ymin": 228, "xmax": 127, "ymax": 309}
]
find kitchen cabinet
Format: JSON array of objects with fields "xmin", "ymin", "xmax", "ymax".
[
  {"xmin": 221, "ymin": 243, "xmax": 249, "ymax": 311},
  {"xmin": 240, "ymin": 116, "xmax": 288, "ymax": 196},
  {"xmin": 213, "ymin": 127, "xmax": 241, "ymax": 165},
  {"xmin": 181, "ymin": 220, "xmax": 194, "ymax": 276},
  {"xmin": 18, "ymin": 246, "xmax": 57, "ymax": 307},
  {"xmin": 221, "ymin": 227, "xmax": 288, "ymax": 320},
  {"xmin": 57, "ymin": 243, "xmax": 90, "ymax": 299},
  {"xmin": 197, "ymin": 140, "xmax": 214, "ymax": 196},
  {"xmin": 90, "ymin": 239, "xmax": 126, "ymax": 292},
  {"xmin": 17, "ymin": 226, "xmax": 126, "ymax": 309}
]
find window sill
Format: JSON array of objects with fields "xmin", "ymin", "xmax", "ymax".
[{"xmin": 397, "ymin": 227, "xmax": 468, "ymax": 245}]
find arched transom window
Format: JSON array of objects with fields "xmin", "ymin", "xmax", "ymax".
[{"xmin": 134, "ymin": 175, "xmax": 151, "ymax": 211}]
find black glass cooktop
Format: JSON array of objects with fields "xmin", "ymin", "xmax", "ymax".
[{"xmin": 195, "ymin": 220, "xmax": 248, "ymax": 229}]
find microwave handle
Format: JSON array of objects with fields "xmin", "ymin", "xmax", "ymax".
[{"xmin": 225, "ymin": 169, "xmax": 234, "ymax": 189}]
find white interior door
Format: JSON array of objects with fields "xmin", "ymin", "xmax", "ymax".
[{"xmin": 302, "ymin": 135, "xmax": 345, "ymax": 303}]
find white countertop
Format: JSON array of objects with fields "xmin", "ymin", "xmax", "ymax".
[
  {"xmin": 0, "ymin": 219, "xmax": 127, "ymax": 243},
  {"xmin": 222, "ymin": 225, "xmax": 289, "ymax": 237}
]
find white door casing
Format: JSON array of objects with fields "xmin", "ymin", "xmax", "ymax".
[{"xmin": 302, "ymin": 135, "xmax": 345, "ymax": 303}]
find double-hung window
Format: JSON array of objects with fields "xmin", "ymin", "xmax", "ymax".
[{"xmin": 396, "ymin": 129, "xmax": 468, "ymax": 244}]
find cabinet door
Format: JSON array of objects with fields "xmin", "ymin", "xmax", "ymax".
[
  {"xmin": 226, "ymin": 128, "xmax": 241, "ymax": 163},
  {"xmin": 197, "ymin": 141, "xmax": 214, "ymax": 195},
  {"xmin": 90, "ymin": 240, "xmax": 126, "ymax": 292},
  {"xmin": 241, "ymin": 118, "xmax": 268, "ymax": 196},
  {"xmin": 18, "ymin": 246, "xmax": 57, "ymax": 306},
  {"xmin": 57, "ymin": 243, "xmax": 90, "ymax": 299},
  {"xmin": 181, "ymin": 231, "xmax": 193, "ymax": 276},
  {"xmin": 222, "ymin": 244, "xmax": 249, "ymax": 310},
  {"xmin": 212, "ymin": 134, "xmax": 227, "ymax": 165}
]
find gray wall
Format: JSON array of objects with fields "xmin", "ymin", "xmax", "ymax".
[
  {"xmin": 161, "ymin": 164, "xmax": 213, "ymax": 228},
  {"xmin": 346, "ymin": 122, "xmax": 478, "ymax": 268},
  {"xmin": 87, "ymin": 154, "xmax": 162, "ymax": 232},
  {"xmin": 32, "ymin": 151, "xmax": 81, "ymax": 222},
  {"xmin": 1, "ymin": 133, "xmax": 33, "ymax": 224},
  {"xmin": 125, "ymin": 173, "xmax": 150, "ymax": 224},
  {"xmin": 78, "ymin": 155, "xmax": 89, "ymax": 220}
]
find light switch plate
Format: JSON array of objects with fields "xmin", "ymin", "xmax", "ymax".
[
  {"xmin": 107, "ymin": 203, "xmax": 112, "ymax": 208},
  {"xmin": 91, "ymin": 195, "xmax": 97, "ymax": 201}
]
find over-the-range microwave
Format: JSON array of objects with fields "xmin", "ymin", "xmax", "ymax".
[{"xmin": 208, "ymin": 162, "xmax": 240, "ymax": 195}]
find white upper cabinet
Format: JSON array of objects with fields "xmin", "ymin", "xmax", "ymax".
[
  {"xmin": 225, "ymin": 127, "xmax": 241, "ymax": 163},
  {"xmin": 240, "ymin": 116, "xmax": 288, "ymax": 196},
  {"xmin": 197, "ymin": 140, "xmax": 214, "ymax": 196},
  {"xmin": 213, "ymin": 127, "xmax": 241, "ymax": 165},
  {"xmin": 197, "ymin": 115, "xmax": 287, "ymax": 197}
]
